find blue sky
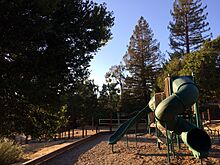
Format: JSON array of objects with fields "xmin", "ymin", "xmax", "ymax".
[{"xmin": 89, "ymin": 0, "xmax": 220, "ymax": 87}]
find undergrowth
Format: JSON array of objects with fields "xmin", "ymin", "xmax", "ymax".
[{"xmin": 0, "ymin": 138, "xmax": 23, "ymax": 165}]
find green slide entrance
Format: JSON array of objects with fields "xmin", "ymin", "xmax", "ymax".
[{"xmin": 109, "ymin": 106, "xmax": 152, "ymax": 145}]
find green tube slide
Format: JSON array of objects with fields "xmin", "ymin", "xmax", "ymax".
[
  {"xmin": 109, "ymin": 106, "xmax": 152, "ymax": 145},
  {"xmin": 155, "ymin": 77, "xmax": 211, "ymax": 158}
]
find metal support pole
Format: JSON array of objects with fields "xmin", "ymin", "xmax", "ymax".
[
  {"xmin": 165, "ymin": 123, "xmax": 171, "ymax": 164},
  {"xmin": 200, "ymin": 158, "xmax": 203, "ymax": 165},
  {"xmin": 166, "ymin": 75, "xmax": 172, "ymax": 164},
  {"xmin": 176, "ymin": 134, "xmax": 181, "ymax": 150},
  {"xmin": 148, "ymin": 114, "xmax": 151, "ymax": 134},
  {"xmin": 192, "ymin": 73, "xmax": 202, "ymax": 128},
  {"xmin": 155, "ymin": 120, "xmax": 160, "ymax": 148},
  {"xmin": 135, "ymin": 123, "xmax": 137, "ymax": 147},
  {"xmin": 126, "ymin": 133, "xmax": 128, "ymax": 147},
  {"xmin": 170, "ymin": 132, "xmax": 175, "ymax": 157},
  {"xmin": 194, "ymin": 101, "xmax": 202, "ymax": 128}
]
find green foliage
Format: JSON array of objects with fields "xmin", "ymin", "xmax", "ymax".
[
  {"xmin": 0, "ymin": 0, "xmax": 114, "ymax": 137},
  {"xmin": 105, "ymin": 63, "xmax": 125, "ymax": 92},
  {"xmin": 67, "ymin": 80, "xmax": 99, "ymax": 127},
  {"xmin": 0, "ymin": 138, "xmax": 23, "ymax": 165},
  {"xmin": 169, "ymin": 0, "xmax": 211, "ymax": 54},
  {"xmin": 104, "ymin": 65, "xmax": 124, "ymax": 111},
  {"xmin": 180, "ymin": 36, "xmax": 220, "ymax": 101},
  {"xmin": 98, "ymin": 82, "xmax": 120, "ymax": 114},
  {"xmin": 23, "ymin": 105, "xmax": 68, "ymax": 139},
  {"xmin": 156, "ymin": 57, "xmax": 183, "ymax": 90},
  {"xmin": 156, "ymin": 36, "xmax": 220, "ymax": 102}
]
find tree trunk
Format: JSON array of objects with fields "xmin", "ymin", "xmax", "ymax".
[{"xmin": 185, "ymin": 13, "xmax": 190, "ymax": 54}]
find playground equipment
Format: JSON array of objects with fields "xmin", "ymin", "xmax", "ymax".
[
  {"xmin": 155, "ymin": 76, "xmax": 211, "ymax": 158},
  {"xmin": 109, "ymin": 106, "xmax": 152, "ymax": 145},
  {"xmin": 109, "ymin": 75, "xmax": 211, "ymax": 163}
]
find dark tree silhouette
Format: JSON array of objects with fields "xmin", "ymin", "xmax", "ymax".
[{"xmin": 0, "ymin": 0, "xmax": 114, "ymax": 137}]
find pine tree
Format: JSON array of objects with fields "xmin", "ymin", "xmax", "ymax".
[
  {"xmin": 123, "ymin": 16, "xmax": 161, "ymax": 109},
  {"xmin": 168, "ymin": 0, "xmax": 211, "ymax": 55}
]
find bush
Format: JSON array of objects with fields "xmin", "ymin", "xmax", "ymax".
[{"xmin": 0, "ymin": 138, "xmax": 23, "ymax": 165}]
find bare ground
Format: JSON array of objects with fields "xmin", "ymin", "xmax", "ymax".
[
  {"xmin": 21, "ymin": 129, "xmax": 99, "ymax": 161},
  {"xmin": 76, "ymin": 134, "xmax": 220, "ymax": 165},
  {"xmin": 19, "ymin": 124, "xmax": 220, "ymax": 165}
]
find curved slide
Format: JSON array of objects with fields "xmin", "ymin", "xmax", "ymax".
[
  {"xmin": 155, "ymin": 77, "xmax": 211, "ymax": 158},
  {"xmin": 109, "ymin": 76, "xmax": 211, "ymax": 159},
  {"xmin": 109, "ymin": 106, "xmax": 152, "ymax": 145}
]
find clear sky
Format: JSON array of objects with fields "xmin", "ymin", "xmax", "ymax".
[{"xmin": 89, "ymin": 0, "xmax": 220, "ymax": 87}]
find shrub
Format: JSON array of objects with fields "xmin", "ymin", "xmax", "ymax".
[{"xmin": 0, "ymin": 138, "xmax": 23, "ymax": 165}]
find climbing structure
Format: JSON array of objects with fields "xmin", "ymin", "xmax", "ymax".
[
  {"xmin": 154, "ymin": 76, "xmax": 211, "ymax": 159},
  {"xmin": 109, "ymin": 75, "xmax": 211, "ymax": 163}
]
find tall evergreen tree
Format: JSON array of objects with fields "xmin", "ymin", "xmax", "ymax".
[
  {"xmin": 123, "ymin": 16, "xmax": 161, "ymax": 110},
  {"xmin": 168, "ymin": 0, "xmax": 211, "ymax": 55}
]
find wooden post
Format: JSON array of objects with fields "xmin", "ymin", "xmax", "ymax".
[
  {"xmin": 96, "ymin": 126, "xmax": 98, "ymax": 133},
  {"xmin": 82, "ymin": 127, "xmax": 85, "ymax": 138},
  {"xmin": 164, "ymin": 77, "xmax": 171, "ymax": 98},
  {"xmin": 202, "ymin": 112, "xmax": 205, "ymax": 121},
  {"xmin": 72, "ymin": 129, "xmax": 74, "ymax": 139},
  {"xmin": 218, "ymin": 130, "xmax": 220, "ymax": 144},
  {"xmin": 58, "ymin": 129, "xmax": 61, "ymax": 139},
  {"xmin": 207, "ymin": 109, "xmax": 211, "ymax": 123},
  {"xmin": 92, "ymin": 116, "xmax": 94, "ymax": 131},
  {"xmin": 68, "ymin": 129, "xmax": 70, "ymax": 139},
  {"xmin": 64, "ymin": 128, "xmax": 66, "ymax": 138}
]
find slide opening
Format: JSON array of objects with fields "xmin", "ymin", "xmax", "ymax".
[{"xmin": 187, "ymin": 128, "xmax": 211, "ymax": 152}]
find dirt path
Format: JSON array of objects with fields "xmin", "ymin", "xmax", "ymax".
[
  {"xmin": 22, "ymin": 129, "xmax": 103, "ymax": 161},
  {"xmin": 40, "ymin": 134, "xmax": 109, "ymax": 165}
]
